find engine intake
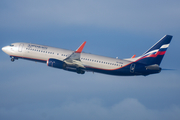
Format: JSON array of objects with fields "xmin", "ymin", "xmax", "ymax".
[{"xmin": 47, "ymin": 58, "xmax": 64, "ymax": 69}]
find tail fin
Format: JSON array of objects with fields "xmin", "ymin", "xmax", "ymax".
[{"xmin": 136, "ymin": 35, "xmax": 173, "ymax": 65}]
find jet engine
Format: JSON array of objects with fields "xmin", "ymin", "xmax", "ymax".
[{"xmin": 47, "ymin": 58, "xmax": 85, "ymax": 74}]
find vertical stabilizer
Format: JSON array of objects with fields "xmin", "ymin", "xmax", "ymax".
[{"xmin": 136, "ymin": 35, "xmax": 172, "ymax": 65}]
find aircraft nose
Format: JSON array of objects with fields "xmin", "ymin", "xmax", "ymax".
[
  {"xmin": 2, "ymin": 46, "xmax": 5, "ymax": 52},
  {"xmin": 2, "ymin": 46, "xmax": 8, "ymax": 52}
]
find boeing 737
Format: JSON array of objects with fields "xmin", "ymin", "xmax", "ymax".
[{"xmin": 2, "ymin": 35, "xmax": 172, "ymax": 76}]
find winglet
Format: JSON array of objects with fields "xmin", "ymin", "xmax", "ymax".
[{"xmin": 75, "ymin": 41, "xmax": 86, "ymax": 53}]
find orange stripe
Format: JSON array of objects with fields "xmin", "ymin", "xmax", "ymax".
[{"xmin": 86, "ymin": 62, "xmax": 132, "ymax": 71}]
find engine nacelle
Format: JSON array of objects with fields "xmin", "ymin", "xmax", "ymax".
[
  {"xmin": 47, "ymin": 58, "xmax": 85, "ymax": 74},
  {"xmin": 47, "ymin": 58, "xmax": 65, "ymax": 69}
]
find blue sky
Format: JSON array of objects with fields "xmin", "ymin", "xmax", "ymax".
[{"xmin": 0, "ymin": 0, "xmax": 180, "ymax": 120}]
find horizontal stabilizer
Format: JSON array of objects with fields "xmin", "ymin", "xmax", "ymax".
[{"xmin": 131, "ymin": 54, "xmax": 136, "ymax": 58}]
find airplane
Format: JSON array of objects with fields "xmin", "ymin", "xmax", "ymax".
[{"xmin": 2, "ymin": 35, "xmax": 172, "ymax": 76}]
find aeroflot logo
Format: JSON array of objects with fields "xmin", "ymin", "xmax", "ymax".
[{"xmin": 28, "ymin": 44, "xmax": 48, "ymax": 49}]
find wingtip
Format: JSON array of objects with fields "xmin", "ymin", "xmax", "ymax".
[{"xmin": 75, "ymin": 41, "xmax": 87, "ymax": 53}]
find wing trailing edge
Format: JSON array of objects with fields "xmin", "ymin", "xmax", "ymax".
[{"xmin": 64, "ymin": 41, "xmax": 86, "ymax": 68}]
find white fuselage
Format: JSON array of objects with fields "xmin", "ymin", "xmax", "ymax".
[{"xmin": 2, "ymin": 42, "xmax": 131, "ymax": 71}]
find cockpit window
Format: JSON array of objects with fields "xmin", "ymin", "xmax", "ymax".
[{"xmin": 10, "ymin": 44, "xmax": 14, "ymax": 47}]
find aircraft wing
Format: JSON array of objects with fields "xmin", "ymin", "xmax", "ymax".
[{"xmin": 63, "ymin": 41, "xmax": 86, "ymax": 68}]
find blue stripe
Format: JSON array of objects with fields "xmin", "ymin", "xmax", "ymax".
[{"xmin": 159, "ymin": 48, "xmax": 167, "ymax": 51}]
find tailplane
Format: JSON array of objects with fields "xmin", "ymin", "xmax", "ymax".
[{"xmin": 136, "ymin": 35, "xmax": 173, "ymax": 65}]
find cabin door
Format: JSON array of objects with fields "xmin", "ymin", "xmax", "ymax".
[
  {"xmin": 18, "ymin": 44, "xmax": 24, "ymax": 52},
  {"xmin": 130, "ymin": 63, "xmax": 136, "ymax": 73}
]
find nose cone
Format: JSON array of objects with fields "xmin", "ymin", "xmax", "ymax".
[
  {"xmin": 2, "ymin": 46, "xmax": 6, "ymax": 52},
  {"xmin": 2, "ymin": 46, "xmax": 9, "ymax": 54}
]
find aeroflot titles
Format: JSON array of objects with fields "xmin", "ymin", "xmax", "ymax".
[
  {"xmin": 26, "ymin": 47, "xmax": 54, "ymax": 54},
  {"xmin": 28, "ymin": 44, "xmax": 48, "ymax": 49}
]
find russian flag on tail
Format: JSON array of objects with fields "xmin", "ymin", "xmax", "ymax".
[{"xmin": 136, "ymin": 35, "xmax": 172, "ymax": 65}]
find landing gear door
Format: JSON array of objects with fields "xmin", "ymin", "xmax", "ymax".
[
  {"xmin": 130, "ymin": 63, "xmax": 136, "ymax": 73},
  {"xmin": 18, "ymin": 43, "xmax": 24, "ymax": 52}
]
